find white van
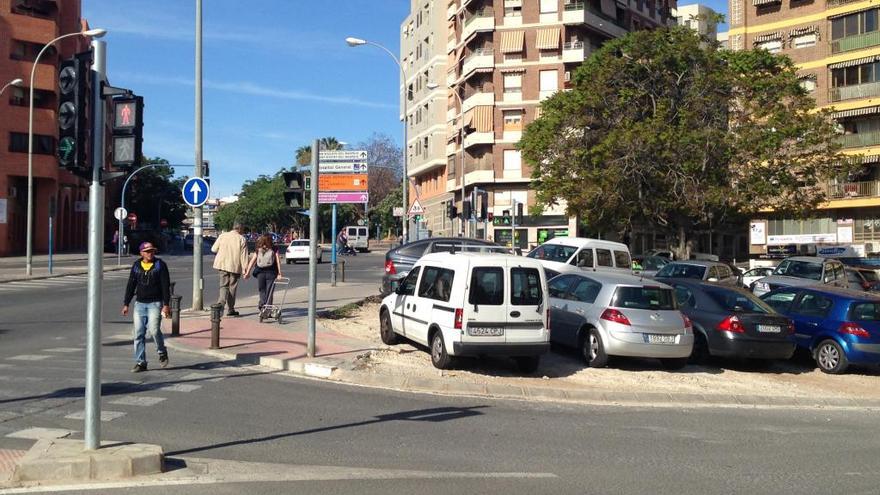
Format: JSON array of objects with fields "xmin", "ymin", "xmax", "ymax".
[
  {"xmin": 379, "ymin": 252, "xmax": 550, "ymax": 372},
  {"xmin": 344, "ymin": 225, "xmax": 369, "ymax": 252},
  {"xmin": 526, "ymin": 237, "xmax": 632, "ymax": 279}
]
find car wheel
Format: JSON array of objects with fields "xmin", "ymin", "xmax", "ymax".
[
  {"xmin": 514, "ymin": 356, "xmax": 540, "ymax": 374},
  {"xmin": 379, "ymin": 310, "xmax": 399, "ymax": 346},
  {"xmin": 431, "ymin": 331, "xmax": 453, "ymax": 369},
  {"xmin": 660, "ymin": 357, "xmax": 689, "ymax": 370},
  {"xmin": 582, "ymin": 328, "xmax": 609, "ymax": 368},
  {"xmin": 689, "ymin": 331, "xmax": 710, "ymax": 365},
  {"xmin": 815, "ymin": 339, "xmax": 849, "ymax": 374}
]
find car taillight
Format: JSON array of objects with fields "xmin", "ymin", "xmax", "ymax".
[
  {"xmin": 601, "ymin": 308, "xmax": 631, "ymax": 326},
  {"xmin": 716, "ymin": 315, "xmax": 745, "ymax": 333},
  {"xmin": 839, "ymin": 322, "xmax": 870, "ymax": 338},
  {"xmin": 786, "ymin": 320, "xmax": 795, "ymax": 335},
  {"xmin": 682, "ymin": 314, "xmax": 693, "ymax": 330},
  {"xmin": 385, "ymin": 259, "xmax": 396, "ymax": 275},
  {"xmin": 454, "ymin": 308, "xmax": 463, "ymax": 330}
]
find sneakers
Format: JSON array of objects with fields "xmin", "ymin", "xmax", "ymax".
[
  {"xmin": 227, "ymin": 310, "xmax": 240, "ymax": 317},
  {"xmin": 131, "ymin": 362, "xmax": 147, "ymax": 373},
  {"xmin": 159, "ymin": 352, "xmax": 169, "ymax": 368}
]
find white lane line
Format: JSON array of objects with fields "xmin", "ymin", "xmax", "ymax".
[
  {"xmin": 108, "ymin": 396, "xmax": 167, "ymax": 407},
  {"xmin": 64, "ymin": 410, "xmax": 126, "ymax": 422},
  {"xmin": 6, "ymin": 355, "xmax": 51, "ymax": 361},
  {"xmin": 158, "ymin": 383, "xmax": 202, "ymax": 393},
  {"xmin": 6, "ymin": 427, "xmax": 75, "ymax": 440},
  {"xmin": 42, "ymin": 348, "xmax": 83, "ymax": 353}
]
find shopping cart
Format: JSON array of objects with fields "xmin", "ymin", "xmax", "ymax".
[{"xmin": 259, "ymin": 277, "xmax": 291, "ymax": 324}]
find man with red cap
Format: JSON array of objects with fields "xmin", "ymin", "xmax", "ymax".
[{"xmin": 122, "ymin": 242, "xmax": 172, "ymax": 372}]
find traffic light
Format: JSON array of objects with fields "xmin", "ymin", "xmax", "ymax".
[
  {"xmin": 202, "ymin": 160, "xmax": 210, "ymax": 187},
  {"xmin": 516, "ymin": 202, "xmax": 524, "ymax": 225},
  {"xmin": 57, "ymin": 51, "xmax": 92, "ymax": 177},
  {"xmin": 462, "ymin": 199, "xmax": 472, "ymax": 220},
  {"xmin": 282, "ymin": 171, "xmax": 307, "ymax": 208},
  {"xmin": 446, "ymin": 201, "xmax": 457, "ymax": 219},
  {"xmin": 478, "ymin": 191, "xmax": 488, "ymax": 222},
  {"xmin": 110, "ymin": 96, "xmax": 144, "ymax": 170}
]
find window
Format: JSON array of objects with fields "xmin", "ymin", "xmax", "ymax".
[
  {"xmin": 504, "ymin": 6, "xmax": 522, "ymax": 17},
  {"xmin": 756, "ymin": 40, "xmax": 782, "ymax": 53},
  {"xmin": 596, "ymin": 249, "xmax": 613, "ymax": 267},
  {"xmin": 834, "ymin": 263, "xmax": 845, "ymax": 281},
  {"xmin": 613, "ymin": 250, "xmax": 631, "ymax": 269},
  {"xmin": 571, "ymin": 248, "xmax": 594, "ymax": 268},
  {"xmin": 11, "ymin": 0, "xmax": 56, "ymax": 19},
  {"xmin": 793, "ymin": 33, "xmax": 816, "ymax": 48},
  {"xmin": 704, "ymin": 287, "xmax": 771, "ymax": 313},
  {"xmin": 397, "ymin": 241, "xmax": 429, "ymax": 257},
  {"xmin": 656, "ymin": 263, "xmax": 707, "ymax": 280},
  {"xmin": 503, "ymin": 73, "xmax": 523, "ymax": 94},
  {"xmin": 673, "ymin": 286, "xmax": 696, "ymax": 309},
  {"xmin": 469, "ymin": 267, "xmax": 504, "ymax": 305},
  {"xmin": 539, "ymin": 70, "xmax": 558, "ymax": 98},
  {"xmin": 612, "ymin": 286, "xmax": 675, "ymax": 310},
  {"xmin": 9, "ymin": 132, "xmax": 53, "ymax": 154},
  {"xmin": 430, "ymin": 240, "xmax": 462, "ymax": 253},
  {"xmin": 761, "ymin": 290, "xmax": 798, "ymax": 312},
  {"xmin": 708, "ymin": 266, "xmax": 719, "ymax": 280},
  {"xmin": 850, "ymin": 302, "xmax": 880, "ymax": 321},
  {"xmin": 398, "ymin": 267, "xmax": 421, "ymax": 296},
  {"xmin": 548, "ymin": 275, "xmax": 576, "ymax": 298},
  {"xmin": 831, "ymin": 9, "xmax": 879, "ymax": 40},
  {"xmin": 527, "ymin": 244, "xmax": 577, "ymax": 263},
  {"xmin": 511, "ymin": 268, "xmax": 542, "ymax": 305},
  {"xmin": 503, "ymin": 149, "xmax": 522, "ymax": 171},
  {"xmin": 418, "ymin": 266, "xmax": 455, "ymax": 302},
  {"xmin": 772, "ymin": 259, "xmax": 822, "ymax": 281},
  {"xmin": 799, "ymin": 77, "xmax": 817, "ymax": 92},
  {"xmin": 540, "ymin": 0, "xmax": 558, "ymax": 13},
  {"xmin": 10, "ymin": 39, "xmax": 56, "ymax": 63},
  {"xmin": 571, "ymin": 278, "xmax": 602, "ymax": 304},
  {"xmin": 792, "ymin": 292, "xmax": 834, "ymax": 317},
  {"xmin": 503, "ymin": 110, "xmax": 523, "ymax": 132}
]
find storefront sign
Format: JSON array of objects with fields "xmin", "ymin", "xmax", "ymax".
[
  {"xmin": 767, "ymin": 233, "xmax": 837, "ymax": 245},
  {"xmin": 750, "ymin": 222, "xmax": 766, "ymax": 245}
]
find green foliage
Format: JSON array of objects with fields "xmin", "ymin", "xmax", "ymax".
[
  {"xmin": 127, "ymin": 156, "xmax": 187, "ymax": 230},
  {"xmin": 369, "ymin": 188, "xmax": 403, "ymax": 238},
  {"xmin": 213, "ymin": 172, "xmax": 295, "ymax": 233}
]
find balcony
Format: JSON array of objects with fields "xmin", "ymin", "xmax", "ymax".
[
  {"xmin": 462, "ymin": 48, "xmax": 494, "ymax": 77},
  {"xmin": 464, "ymin": 131, "xmax": 494, "ymax": 149},
  {"xmin": 824, "ymin": 180, "xmax": 880, "ymax": 200},
  {"xmin": 563, "ymin": 41, "xmax": 586, "ymax": 63},
  {"xmin": 447, "ymin": 69, "xmax": 458, "ymax": 85},
  {"xmin": 838, "ymin": 130, "xmax": 880, "ymax": 148},
  {"xmin": 831, "ymin": 31, "xmax": 880, "ymax": 54},
  {"xmin": 462, "ymin": 7, "xmax": 495, "ymax": 41},
  {"xmin": 462, "ymin": 90, "xmax": 495, "ymax": 112},
  {"xmin": 830, "ymin": 81, "xmax": 880, "ymax": 102},
  {"xmin": 562, "ymin": 1, "xmax": 627, "ymax": 38},
  {"xmin": 827, "ymin": 0, "xmax": 864, "ymax": 6}
]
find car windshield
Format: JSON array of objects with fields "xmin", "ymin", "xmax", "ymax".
[
  {"xmin": 656, "ymin": 263, "xmax": 707, "ymax": 280},
  {"xmin": 861, "ymin": 271, "xmax": 880, "ymax": 283},
  {"xmin": 773, "ymin": 260, "xmax": 822, "ymax": 281},
  {"xmin": 704, "ymin": 287, "xmax": 772, "ymax": 314},
  {"xmin": 527, "ymin": 244, "xmax": 578, "ymax": 263},
  {"xmin": 612, "ymin": 286, "xmax": 676, "ymax": 310}
]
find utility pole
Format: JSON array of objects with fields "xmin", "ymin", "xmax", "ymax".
[
  {"xmin": 307, "ymin": 140, "xmax": 319, "ymax": 358},
  {"xmin": 192, "ymin": 0, "xmax": 204, "ymax": 311}
]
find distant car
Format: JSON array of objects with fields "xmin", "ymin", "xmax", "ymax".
[
  {"xmin": 751, "ymin": 256, "xmax": 847, "ymax": 297},
  {"xmin": 381, "ymin": 238, "xmax": 505, "ymax": 295},
  {"xmin": 664, "ymin": 279, "xmax": 795, "ymax": 363},
  {"xmin": 526, "ymin": 237, "xmax": 632, "ymax": 277},
  {"xmin": 741, "ymin": 267, "xmax": 774, "ymax": 289},
  {"xmin": 631, "ymin": 255, "xmax": 670, "ymax": 278},
  {"xmin": 646, "ymin": 249, "xmax": 674, "ymax": 260},
  {"xmin": 654, "ymin": 260, "xmax": 740, "ymax": 286},
  {"xmin": 846, "ymin": 267, "xmax": 879, "ymax": 291},
  {"xmin": 760, "ymin": 286, "xmax": 880, "ymax": 374},
  {"xmin": 286, "ymin": 240, "xmax": 322, "ymax": 264}
]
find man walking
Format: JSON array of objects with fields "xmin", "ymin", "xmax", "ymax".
[
  {"xmin": 211, "ymin": 222, "xmax": 249, "ymax": 317},
  {"xmin": 122, "ymin": 242, "xmax": 171, "ymax": 373}
]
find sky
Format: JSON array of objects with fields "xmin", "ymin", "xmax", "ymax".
[{"xmin": 82, "ymin": 0, "xmax": 410, "ymax": 198}]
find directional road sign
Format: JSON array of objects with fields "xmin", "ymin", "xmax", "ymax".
[
  {"xmin": 319, "ymin": 150, "xmax": 368, "ymax": 161},
  {"xmin": 319, "ymin": 174, "xmax": 368, "ymax": 191},
  {"xmin": 182, "ymin": 177, "xmax": 210, "ymax": 208},
  {"xmin": 318, "ymin": 192, "xmax": 369, "ymax": 204},
  {"xmin": 318, "ymin": 161, "xmax": 368, "ymax": 173}
]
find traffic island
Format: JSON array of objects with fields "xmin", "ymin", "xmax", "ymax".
[{"xmin": 11, "ymin": 439, "xmax": 163, "ymax": 483}]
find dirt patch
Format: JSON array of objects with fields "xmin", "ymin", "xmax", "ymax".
[{"xmin": 320, "ymin": 302, "xmax": 880, "ymax": 399}]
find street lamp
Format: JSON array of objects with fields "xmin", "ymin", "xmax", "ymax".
[
  {"xmin": 346, "ymin": 36, "xmax": 410, "ymax": 243},
  {"xmin": 26, "ymin": 28, "xmax": 107, "ymax": 276},
  {"xmin": 427, "ymin": 82, "xmax": 466, "ymax": 237},
  {"xmin": 0, "ymin": 78, "xmax": 23, "ymax": 97}
]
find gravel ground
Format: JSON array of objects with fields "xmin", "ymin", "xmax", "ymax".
[{"xmin": 320, "ymin": 302, "xmax": 880, "ymax": 399}]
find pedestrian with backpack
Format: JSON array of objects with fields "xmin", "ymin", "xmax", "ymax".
[{"xmin": 244, "ymin": 234, "xmax": 283, "ymax": 311}]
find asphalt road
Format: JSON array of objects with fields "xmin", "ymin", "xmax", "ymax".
[{"xmin": 1, "ymin": 252, "xmax": 880, "ymax": 494}]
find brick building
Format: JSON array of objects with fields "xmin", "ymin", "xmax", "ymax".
[{"xmin": 0, "ymin": 0, "xmax": 94, "ymax": 257}]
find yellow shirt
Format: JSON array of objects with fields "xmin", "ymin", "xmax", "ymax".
[{"xmin": 140, "ymin": 260, "xmax": 154, "ymax": 271}]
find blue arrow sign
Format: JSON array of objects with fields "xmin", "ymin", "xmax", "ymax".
[{"xmin": 182, "ymin": 177, "xmax": 210, "ymax": 208}]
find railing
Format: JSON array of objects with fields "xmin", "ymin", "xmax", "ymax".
[
  {"xmin": 830, "ymin": 80, "xmax": 880, "ymax": 102},
  {"xmin": 464, "ymin": 7, "xmax": 494, "ymax": 26},
  {"xmin": 837, "ymin": 129, "xmax": 880, "ymax": 148},
  {"xmin": 831, "ymin": 31, "xmax": 880, "ymax": 54},
  {"xmin": 463, "ymin": 47, "xmax": 494, "ymax": 63},
  {"xmin": 564, "ymin": 1, "xmax": 585, "ymax": 10},
  {"xmin": 563, "ymin": 41, "xmax": 585, "ymax": 50},
  {"xmin": 825, "ymin": 180, "xmax": 880, "ymax": 199},
  {"xmin": 827, "ymin": 0, "xmax": 865, "ymax": 6}
]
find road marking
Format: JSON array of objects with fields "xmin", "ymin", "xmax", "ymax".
[
  {"xmin": 158, "ymin": 383, "xmax": 202, "ymax": 393},
  {"xmin": 6, "ymin": 428, "xmax": 74, "ymax": 440},
  {"xmin": 64, "ymin": 410, "xmax": 126, "ymax": 422},
  {"xmin": 42, "ymin": 348, "xmax": 83, "ymax": 353},
  {"xmin": 180, "ymin": 372, "xmax": 224, "ymax": 382},
  {"xmin": 6, "ymin": 355, "xmax": 50, "ymax": 361},
  {"xmin": 108, "ymin": 396, "xmax": 166, "ymax": 407}
]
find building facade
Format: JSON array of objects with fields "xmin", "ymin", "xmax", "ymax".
[
  {"xmin": 403, "ymin": 0, "xmax": 674, "ymax": 247},
  {"xmin": 0, "ymin": 0, "xmax": 94, "ymax": 257},
  {"xmin": 673, "ymin": 3, "xmax": 719, "ymax": 41},
  {"xmin": 730, "ymin": 0, "xmax": 880, "ymax": 257}
]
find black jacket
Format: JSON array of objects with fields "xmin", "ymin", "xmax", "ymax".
[{"xmin": 124, "ymin": 257, "xmax": 171, "ymax": 306}]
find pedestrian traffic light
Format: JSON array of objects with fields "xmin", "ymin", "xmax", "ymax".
[
  {"xmin": 57, "ymin": 51, "xmax": 92, "ymax": 177},
  {"xmin": 282, "ymin": 171, "xmax": 307, "ymax": 208},
  {"xmin": 110, "ymin": 96, "xmax": 144, "ymax": 170},
  {"xmin": 446, "ymin": 201, "xmax": 457, "ymax": 219},
  {"xmin": 516, "ymin": 202, "xmax": 524, "ymax": 225},
  {"xmin": 478, "ymin": 191, "xmax": 488, "ymax": 222},
  {"xmin": 462, "ymin": 199, "xmax": 472, "ymax": 220}
]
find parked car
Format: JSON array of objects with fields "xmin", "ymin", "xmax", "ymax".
[
  {"xmin": 751, "ymin": 256, "xmax": 847, "ymax": 297},
  {"xmin": 526, "ymin": 238, "xmax": 632, "ymax": 279},
  {"xmin": 286, "ymin": 240, "xmax": 322, "ymax": 264},
  {"xmin": 646, "ymin": 249, "xmax": 674, "ymax": 260},
  {"xmin": 381, "ymin": 238, "xmax": 507, "ymax": 295},
  {"xmin": 846, "ymin": 267, "xmax": 879, "ymax": 291},
  {"xmin": 660, "ymin": 279, "xmax": 795, "ymax": 363},
  {"xmin": 741, "ymin": 267, "xmax": 775, "ymax": 289},
  {"xmin": 653, "ymin": 260, "xmax": 740, "ymax": 286},
  {"xmin": 379, "ymin": 252, "xmax": 550, "ymax": 372},
  {"xmin": 760, "ymin": 286, "xmax": 880, "ymax": 374},
  {"xmin": 631, "ymin": 255, "xmax": 670, "ymax": 278},
  {"xmin": 547, "ymin": 272, "xmax": 693, "ymax": 370},
  {"xmin": 343, "ymin": 225, "xmax": 370, "ymax": 252}
]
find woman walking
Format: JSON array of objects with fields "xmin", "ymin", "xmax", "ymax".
[{"xmin": 244, "ymin": 234, "xmax": 283, "ymax": 311}]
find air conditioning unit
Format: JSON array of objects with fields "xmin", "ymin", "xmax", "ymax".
[{"xmin": 564, "ymin": 71, "xmax": 571, "ymax": 82}]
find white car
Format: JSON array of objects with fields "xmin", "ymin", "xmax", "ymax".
[
  {"xmin": 379, "ymin": 252, "xmax": 550, "ymax": 372},
  {"xmin": 525, "ymin": 237, "xmax": 632, "ymax": 279},
  {"xmin": 285, "ymin": 240, "xmax": 322, "ymax": 264},
  {"xmin": 741, "ymin": 267, "xmax": 774, "ymax": 289}
]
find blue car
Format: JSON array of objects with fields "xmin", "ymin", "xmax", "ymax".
[{"xmin": 760, "ymin": 286, "xmax": 880, "ymax": 374}]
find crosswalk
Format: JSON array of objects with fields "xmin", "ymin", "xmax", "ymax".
[{"xmin": 0, "ymin": 270, "xmax": 131, "ymax": 293}]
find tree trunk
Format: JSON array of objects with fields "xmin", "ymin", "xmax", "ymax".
[{"xmin": 674, "ymin": 225, "xmax": 690, "ymax": 261}]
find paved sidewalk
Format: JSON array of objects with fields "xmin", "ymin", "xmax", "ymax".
[{"xmin": 0, "ymin": 253, "xmax": 128, "ymax": 283}]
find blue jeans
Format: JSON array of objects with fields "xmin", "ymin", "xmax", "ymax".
[{"xmin": 133, "ymin": 301, "xmax": 167, "ymax": 365}]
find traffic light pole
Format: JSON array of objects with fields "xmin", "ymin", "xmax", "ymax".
[
  {"xmin": 192, "ymin": 0, "xmax": 204, "ymax": 311},
  {"xmin": 84, "ymin": 39, "xmax": 106, "ymax": 451},
  {"xmin": 511, "ymin": 199, "xmax": 517, "ymax": 249},
  {"xmin": 307, "ymin": 140, "xmax": 320, "ymax": 358}
]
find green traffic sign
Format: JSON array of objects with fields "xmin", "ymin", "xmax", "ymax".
[{"xmin": 58, "ymin": 137, "xmax": 76, "ymax": 163}]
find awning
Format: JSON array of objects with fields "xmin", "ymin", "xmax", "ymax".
[
  {"xmin": 463, "ymin": 109, "xmax": 475, "ymax": 129},
  {"xmin": 828, "ymin": 55, "xmax": 880, "ymax": 69},
  {"xmin": 473, "ymin": 105, "xmax": 494, "ymax": 132},
  {"xmin": 536, "ymin": 27, "xmax": 561, "ymax": 50},
  {"xmin": 753, "ymin": 32, "xmax": 782, "ymax": 43},
  {"xmin": 789, "ymin": 25, "xmax": 818, "ymax": 38},
  {"xmin": 829, "ymin": 5, "xmax": 877, "ymax": 19},
  {"xmin": 831, "ymin": 106, "xmax": 880, "ymax": 119},
  {"xmin": 752, "ymin": 0, "xmax": 781, "ymax": 6},
  {"xmin": 500, "ymin": 30, "xmax": 525, "ymax": 53},
  {"xmin": 500, "ymin": 67, "xmax": 527, "ymax": 73}
]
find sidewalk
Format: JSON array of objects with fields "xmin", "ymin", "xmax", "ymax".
[{"xmin": 0, "ymin": 253, "xmax": 128, "ymax": 283}]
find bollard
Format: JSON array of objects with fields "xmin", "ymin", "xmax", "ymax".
[
  {"xmin": 210, "ymin": 303, "xmax": 223, "ymax": 349},
  {"xmin": 340, "ymin": 259, "xmax": 346, "ymax": 283},
  {"xmin": 170, "ymin": 294, "xmax": 183, "ymax": 337}
]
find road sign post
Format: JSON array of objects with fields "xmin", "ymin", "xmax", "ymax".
[{"xmin": 307, "ymin": 140, "xmax": 320, "ymax": 358}]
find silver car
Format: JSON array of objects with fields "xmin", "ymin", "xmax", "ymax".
[
  {"xmin": 548, "ymin": 272, "xmax": 694, "ymax": 370},
  {"xmin": 751, "ymin": 256, "xmax": 847, "ymax": 297}
]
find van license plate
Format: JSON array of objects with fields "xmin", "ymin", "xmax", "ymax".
[
  {"xmin": 468, "ymin": 327, "xmax": 504, "ymax": 336},
  {"xmin": 758, "ymin": 325, "xmax": 781, "ymax": 333},
  {"xmin": 647, "ymin": 334, "xmax": 676, "ymax": 344}
]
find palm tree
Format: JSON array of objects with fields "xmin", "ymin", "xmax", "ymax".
[
  {"xmin": 295, "ymin": 145, "xmax": 311, "ymax": 166},
  {"xmin": 319, "ymin": 137, "xmax": 343, "ymax": 151}
]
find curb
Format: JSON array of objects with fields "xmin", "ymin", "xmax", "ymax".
[{"xmin": 0, "ymin": 265, "xmax": 129, "ymax": 284}]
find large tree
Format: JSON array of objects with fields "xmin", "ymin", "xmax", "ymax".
[
  {"xmin": 127, "ymin": 156, "xmax": 187, "ymax": 230},
  {"xmin": 520, "ymin": 27, "xmax": 854, "ymax": 257},
  {"xmin": 356, "ymin": 132, "xmax": 403, "ymax": 209},
  {"xmin": 213, "ymin": 172, "xmax": 294, "ymax": 233}
]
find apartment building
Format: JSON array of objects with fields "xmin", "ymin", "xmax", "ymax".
[
  {"xmin": 730, "ymin": 0, "xmax": 880, "ymax": 256},
  {"xmin": 673, "ymin": 3, "xmax": 719, "ymax": 41},
  {"xmin": 404, "ymin": 0, "xmax": 674, "ymax": 247},
  {"xmin": 0, "ymin": 0, "xmax": 93, "ymax": 256}
]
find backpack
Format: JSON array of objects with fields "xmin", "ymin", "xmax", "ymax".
[{"xmin": 256, "ymin": 248, "xmax": 275, "ymax": 268}]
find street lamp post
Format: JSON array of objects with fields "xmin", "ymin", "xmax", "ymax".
[
  {"xmin": 345, "ymin": 36, "xmax": 409, "ymax": 243},
  {"xmin": 427, "ymin": 82, "xmax": 466, "ymax": 237},
  {"xmin": 0, "ymin": 78, "xmax": 23, "ymax": 97},
  {"xmin": 25, "ymin": 28, "xmax": 106, "ymax": 276}
]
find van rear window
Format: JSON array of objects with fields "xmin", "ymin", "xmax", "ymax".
[
  {"xmin": 511, "ymin": 268, "xmax": 542, "ymax": 306},
  {"xmin": 612, "ymin": 286, "xmax": 675, "ymax": 310},
  {"xmin": 469, "ymin": 267, "xmax": 504, "ymax": 306},
  {"xmin": 613, "ymin": 250, "xmax": 631, "ymax": 269}
]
